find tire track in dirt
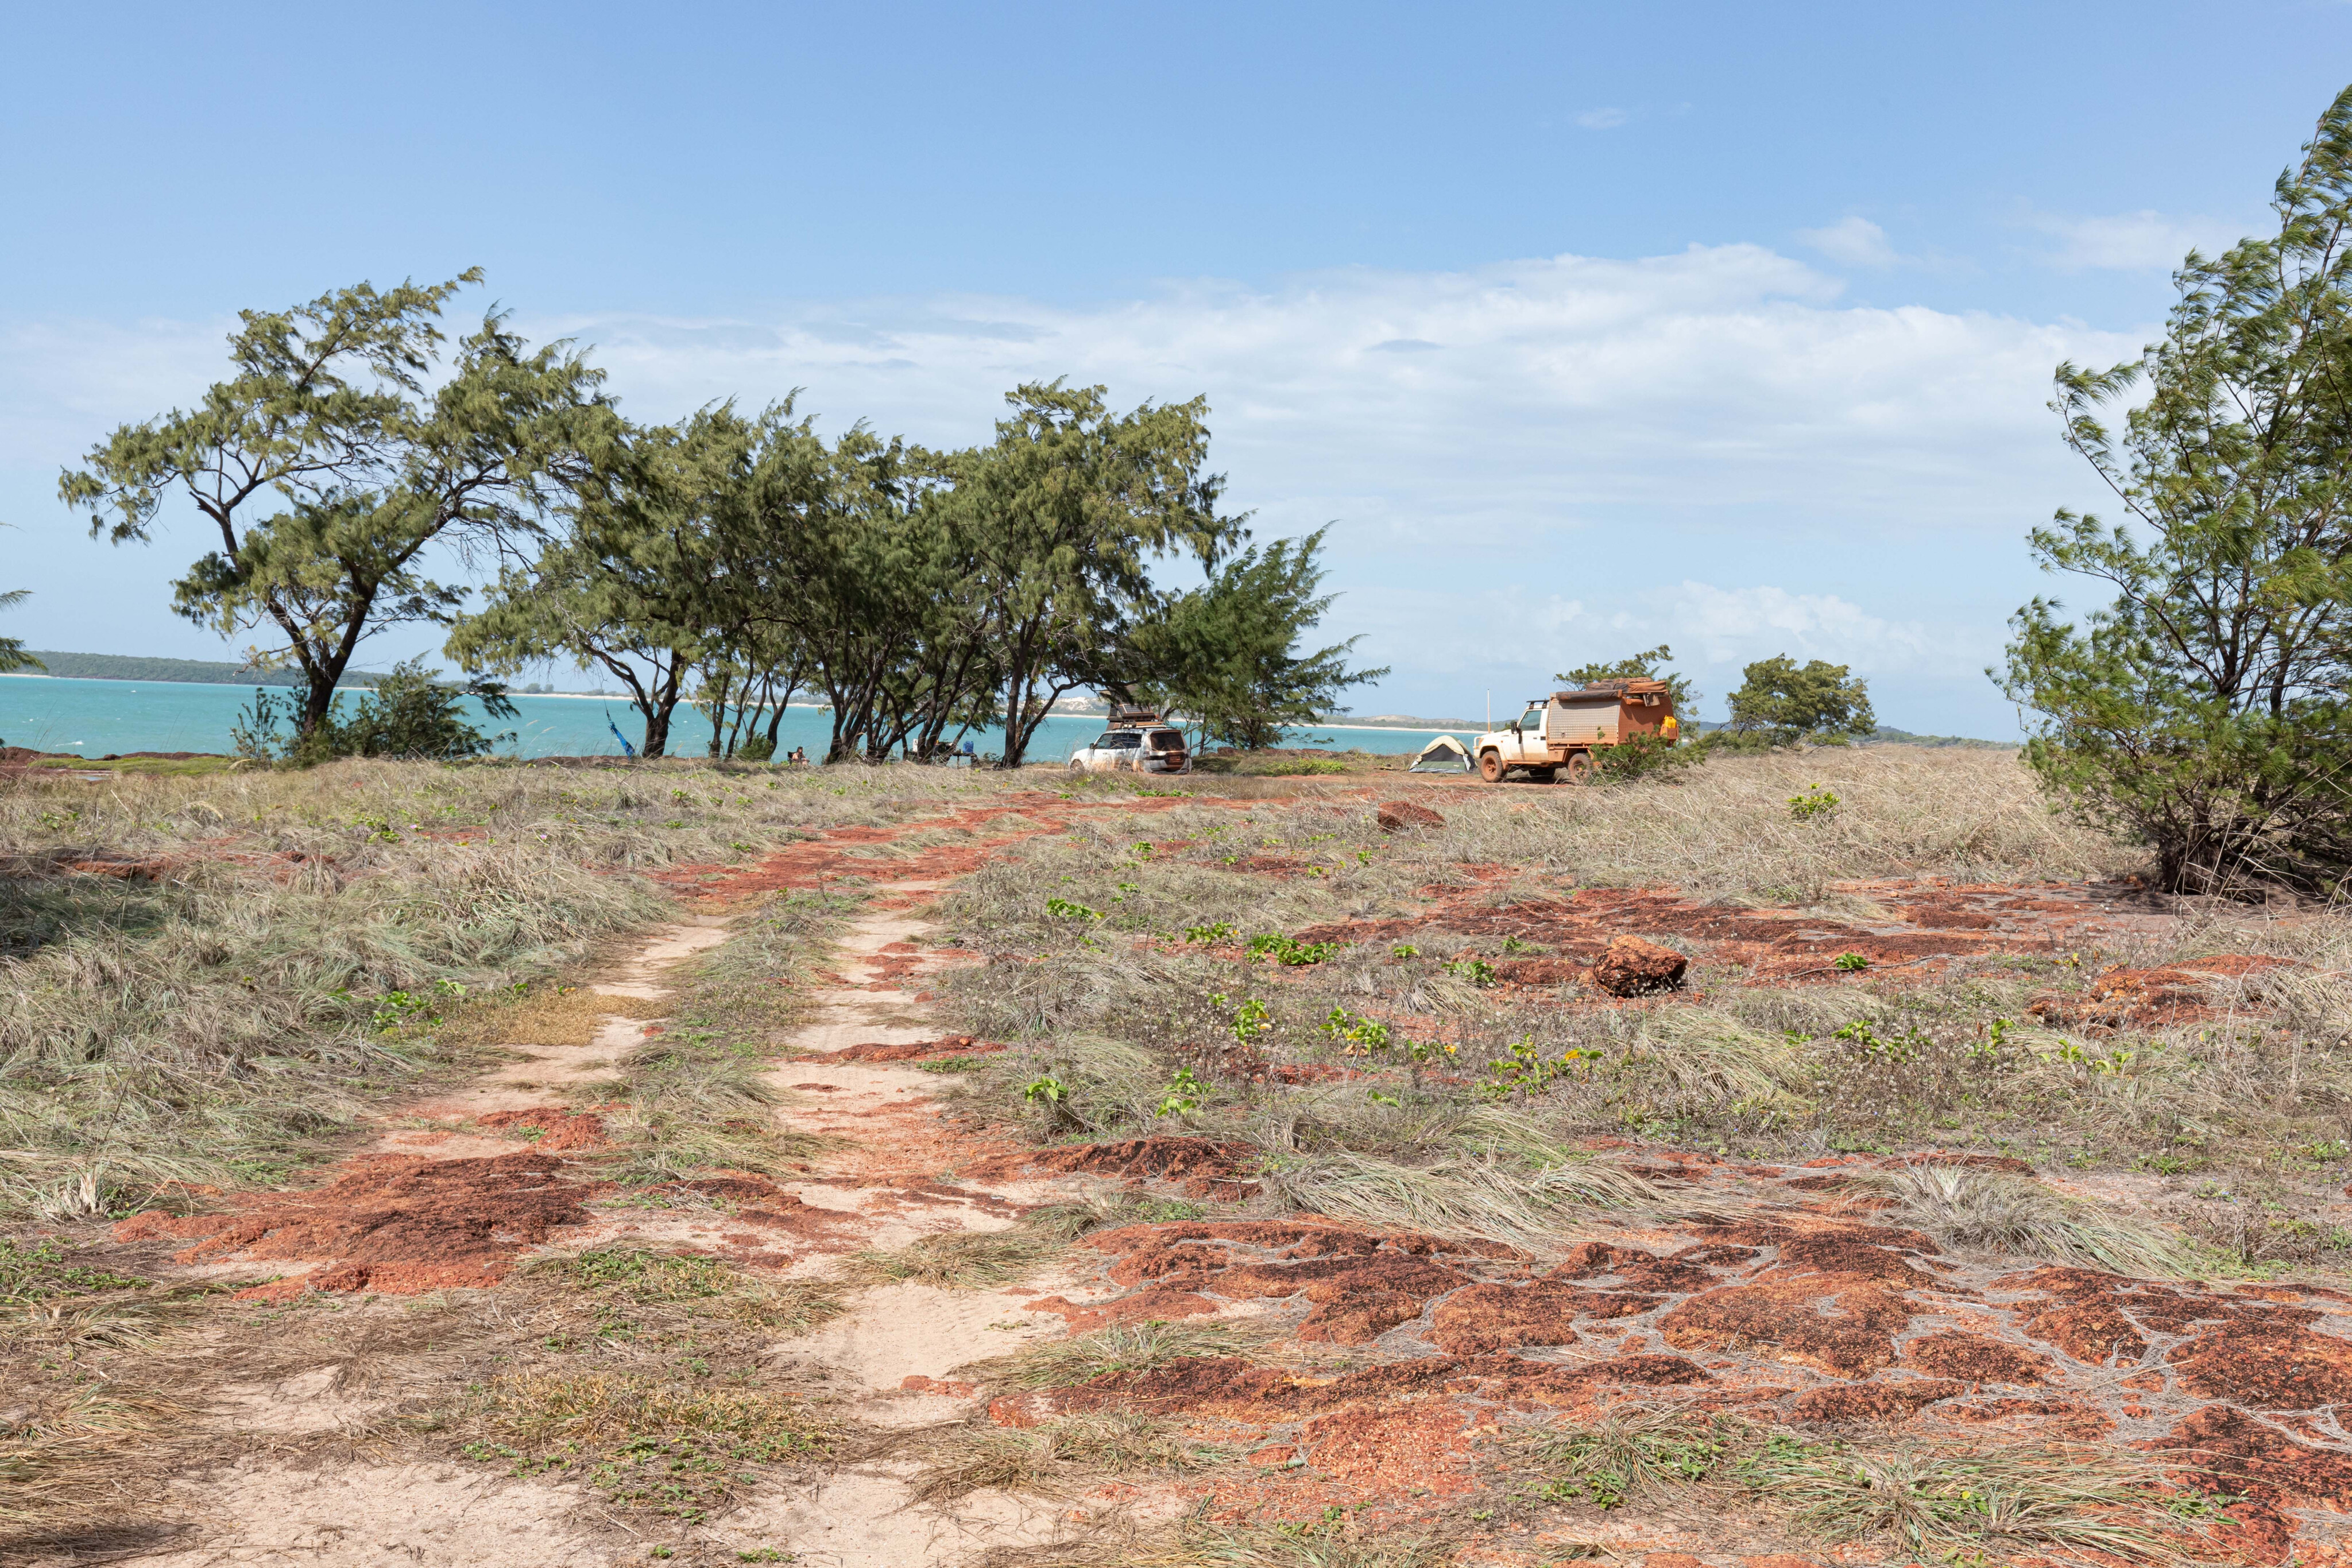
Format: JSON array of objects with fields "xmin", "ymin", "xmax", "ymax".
[{"xmin": 76, "ymin": 793, "xmax": 1251, "ymax": 1566}]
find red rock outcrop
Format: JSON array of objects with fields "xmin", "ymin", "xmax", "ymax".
[{"xmin": 1591, "ymin": 934, "xmax": 1689, "ymax": 996}]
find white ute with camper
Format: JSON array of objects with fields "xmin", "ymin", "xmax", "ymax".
[
  {"xmin": 1471, "ymin": 678, "xmax": 1679, "ymax": 783},
  {"xmin": 1067, "ymin": 707, "xmax": 1194, "ymax": 775}
]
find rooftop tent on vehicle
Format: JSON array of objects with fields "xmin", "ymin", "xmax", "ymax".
[{"xmin": 1407, "ymin": 734, "xmax": 1473, "ymax": 773}]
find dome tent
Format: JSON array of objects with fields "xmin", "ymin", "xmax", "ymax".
[{"xmin": 1407, "ymin": 734, "xmax": 1473, "ymax": 773}]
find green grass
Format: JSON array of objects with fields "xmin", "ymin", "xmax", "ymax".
[
  {"xmin": 964, "ymin": 1319, "xmax": 1269, "ymax": 1390},
  {"xmin": 1735, "ymin": 1434, "xmax": 2185, "ymax": 1562},
  {"xmin": 1515, "ymin": 1410, "xmax": 1734, "ymax": 1509},
  {"xmin": 464, "ymin": 1369, "xmax": 833, "ymax": 1520},
  {"xmin": 0, "ymin": 1238, "xmax": 148, "ymax": 1303}
]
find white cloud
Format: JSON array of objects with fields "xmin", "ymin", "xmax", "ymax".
[
  {"xmin": 1658, "ymin": 581, "xmax": 1955, "ymax": 668},
  {"xmin": 1332, "ymin": 579, "xmax": 1980, "ymax": 706},
  {"xmin": 1574, "ymin": 107, "xmax": 1627, "ymax": 130},
  {"xmin": 0, "ymin": 317, "xmax": 228, "ymax": 467},
  {"xmin": 2026, "ymin": 208, "xmax": 2239, "ymax": 271},
  {"xmin": 5, "ymin": 246, "xmax": 2136, "ymax": 535},
  {"xmin": 1797, "ymin": 215, "xmax": 1905, "ymax": 268},
  {"xmin": 517, "ymin": 245, "xmax": 2130, "ymax": 550}
]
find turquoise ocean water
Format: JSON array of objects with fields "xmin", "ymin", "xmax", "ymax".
[{"xmin": 0, "ymin": 675, "xmax": 1454, "ymax": 762}]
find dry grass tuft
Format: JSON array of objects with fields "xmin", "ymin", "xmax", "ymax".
[
  {"xmin": 844, "ymin": 1227, "xmax": 1069, "ymax": 1290},
  {"xmin": 965, "ymin": 1517, "xmax": 1454, "ymax": 1568},
  {"xmin": 432, "ymin": 982, "xmax": 670, "ymax": 1050},
  {"xmin": 1433, "ymin": 745, "xmax": 2130, "ymax": 901},
  {"xmin": 470, "ymin": 1368, "xmax": 831, "ymax": 1454},
  {"xmin": 1266, "ymin": 1148, "xmax": 1657, "ymax": 1254},
  {"xmin": 463, "ymin": 1368, "xmax": 831, "ymax": 1516},
  {"xmin": 903, "ymin": 1411, "xmax": 1224, "ymax": 1503},
  {"xmin": 1135, "ymin": 1521, "xmax": 1456, "ymax": 1568},
  {"xmin": 1866, "ymin": 1164, "xmax": 2196, "ymax": 1277},
  {"xmin": 0, "ymin": 1388, "xmax": 195, "ymax": 1524},
  {"xmin": 1023, "ymin": 1189, "xmax": 1221, "ymax": 1239},
  {"xmin": 531, "ymin": 1246, "xmax": 848, "ymax": 1335},
  {"xmin": 1511, "ymin": 1407, "xmax": 1738, "ymax": 1509}
]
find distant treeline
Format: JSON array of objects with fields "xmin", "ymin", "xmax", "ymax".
[
  {"xmin": 18, "ymin": 651, "xmax": 387, "ymax": 688},
  {"xmin": 1867, "ymin": 725, "xmax": 2007, "ymax": 749}
]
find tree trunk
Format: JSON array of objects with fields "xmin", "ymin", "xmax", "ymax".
[
  {"xmin": 763, "ymin": 678, "xmax": 794, "ymax": 749},
  {"xmin": 705, "ymin": 668, "xmax": 733, "ymax": 758},
  {"xmin": 640, "ymin": 657, "xmax": 686, "ymax": 758}
]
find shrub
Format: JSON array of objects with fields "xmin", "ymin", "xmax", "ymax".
[
  {"xmin": 1594, "ymin": 730, "xmax": 1703, "ymax": 782},
  {"xmin": 1788, "ymin": 784, "xmax": 1839, "ymax": 820},
  {"xmin": 233, "ymin": 659, "xmax": 519, "ymax": 764}
]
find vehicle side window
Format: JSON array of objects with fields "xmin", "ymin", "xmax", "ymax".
[
  {"xmin": 1090, "ymin": 733, "xmax": 1115, "ymax": 748},
  {"xmin": 1109, "ymin": 731, "xmax": 1142, "ymax": 748},
  {"xmin": 1523, "ymin": 705, "xmax": 1548, "ymax": 731},
  {"xmin": 1148, "ymin": 730, "xmax": 1182, "ymax": 750}
]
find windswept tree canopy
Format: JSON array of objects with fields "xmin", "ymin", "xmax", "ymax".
[
  {"xmin": 1727, "ymin": 655, "xmax": 1875, "ymax": 745},
  {"xmin": 61, "ymin": 272, "xmax": 608, "ymax": 735},
  {"xmin": 1126, "ymin": 526, "xmax": 1387, "ymax": 751}
]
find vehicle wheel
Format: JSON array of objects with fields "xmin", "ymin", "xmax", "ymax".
[
  {"xmin": 1478, "ymin": 750, "xmax": 1503, "ymax": 783},
  {"xmin": 1564, "ymin": 752, "xmax": 1595, "ymax": 785},
  {"xmin": 1069, "ymin": 759, "xmax": 1087, "ymax": 773}
]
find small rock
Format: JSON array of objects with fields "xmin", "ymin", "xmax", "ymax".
[
  {"xmin": 1375, "ymin": 800, "xmax": 1445, "ymax": 833},
  {"xmin": 1591, "ymin": 934, "xmax": 1688, "ymax": 997}
]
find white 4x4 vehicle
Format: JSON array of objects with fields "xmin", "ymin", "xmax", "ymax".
[{"xmin": 1069, "ymin": 725, "xmax": 1193, "ymax": 775}]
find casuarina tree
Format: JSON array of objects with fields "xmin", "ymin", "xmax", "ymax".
[
  {"xmin": 61, "ymin": 272, "xmax": 607, "ymax": 739},
  {"xmin": 951, "ymin": 382, "xmax": 1237, "ymax": 767},
  {"xmin": 1125, "ymin": 526, "xmax": 1386, "ymax": 750},
  {"xmin": 2002, "ymin": 85, "xmax": 2352, "ymax": 895}
]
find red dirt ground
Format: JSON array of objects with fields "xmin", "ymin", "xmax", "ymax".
[
  {"xmin": 1007, "ymin": 1159, "xmax": 2352, "ymax": 1561},
  {"xmin": 82, "ymin": 786, "xmax": 2352, "ymax": 1564}
]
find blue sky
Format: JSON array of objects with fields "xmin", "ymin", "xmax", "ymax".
[{"xmin": 5, "ymin": 1, "xmax": 2349, "ymax": 733}]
